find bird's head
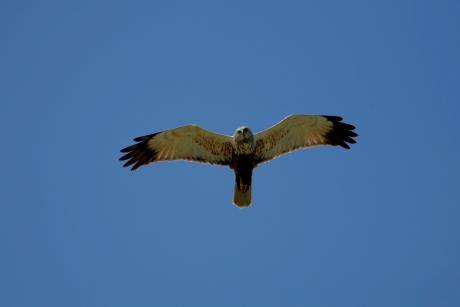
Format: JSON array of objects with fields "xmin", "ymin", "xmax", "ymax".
[{"xmin": 233, "ymin": 126, "xmax": 254, "ymax": 143}]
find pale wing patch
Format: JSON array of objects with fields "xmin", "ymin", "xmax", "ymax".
[
  {"xmin": 120, "ymin": 125, "xmax": 233, "ymax": 170},
  {"xmin": 254, "ymin": 115, "xmax": 357, "ymax": 165}
]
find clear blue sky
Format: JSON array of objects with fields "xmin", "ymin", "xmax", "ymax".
[{"xmin": 1, "ymin": 1, "xmax": 459, "ymax": 306}]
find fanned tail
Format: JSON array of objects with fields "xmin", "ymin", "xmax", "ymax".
[{"xmin": 232, "ymin": 183, "xmax": 252, "ymax": 208}]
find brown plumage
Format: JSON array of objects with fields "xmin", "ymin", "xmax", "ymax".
[{"xmin": 120, "ymin": 115, "xmax": 357, "ymax": 208}]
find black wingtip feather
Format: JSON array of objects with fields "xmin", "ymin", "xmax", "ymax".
[
  {"xmin": 322, "ymin": 115, "xmax": 358, "ymax": 149},
  {"xmin": 119, "ymin": 132, "xmax": 159, "ymax": 171},
  {"xmin": 133, "ymin": 132, "xmax": 160, "ymax": 142}
]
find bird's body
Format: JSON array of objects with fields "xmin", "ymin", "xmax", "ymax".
[
  {"xmin": 120, "ymin": 115, "xmax": 357, "ymax": 208},
  {"xmin": 230, "ymin": 126, "xmax": 256, "ymax": 206}
]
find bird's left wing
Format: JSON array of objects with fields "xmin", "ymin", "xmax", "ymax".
[
  {"xmin": 254, "ymin": 115, "xmax": 357, "ymax": 165},
  {"xmin": 120, "ymin": 125, "xmax": 233, "ymax": 171}
]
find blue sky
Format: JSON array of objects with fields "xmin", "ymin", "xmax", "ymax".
[{"xmin": 1, "ymin": 1, "xmax": 459, "ymax": 306}]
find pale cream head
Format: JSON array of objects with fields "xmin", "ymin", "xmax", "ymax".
[{"xmin": 233, "ymin": 126, "xmax": 254, "ymax": 143}]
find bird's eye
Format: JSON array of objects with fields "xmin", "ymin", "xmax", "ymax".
[
  {"xmin": 243, "ymin": 128, "xmax": 248, "ymax": 132},
  {"xmin": 238, "ymin": 131, "xmax": 242, "ymax": 134}
]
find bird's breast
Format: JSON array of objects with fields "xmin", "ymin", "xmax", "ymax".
[{"xmin": 233, "ymin": 140, "xmax": 255, "ymax": 155}]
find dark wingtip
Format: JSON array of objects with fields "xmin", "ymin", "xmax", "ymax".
[
  {"xmin": 133, "ymin": 132, "xmax": 159, "ymax": 142},
  {"xmin": 322, "ymin": 115, "xmax": 358, "ymax": 149},
  {"xmin": 119, "ymin": 132, "xmax": 159, "ymax": 171},
  {"xmin": 130, "ymin": 163, "xmax": 141, "ymax": 171},
  {"xmin": 323, "ymin": 115, "xmax": 343, "ymax": 122}
]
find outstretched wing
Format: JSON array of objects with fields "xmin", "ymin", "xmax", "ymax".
[
  {"xmin": 254, "ymin": 115, "xmax": 357, "ymax": 165},
  {"xmin": 120, "ymin": 125, "xmax": 233, "ymax": 171}
]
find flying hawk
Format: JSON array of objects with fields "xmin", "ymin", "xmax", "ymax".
[{"xmin": 120, "ymin": 115, "xmax": 357, "ymax": 208}]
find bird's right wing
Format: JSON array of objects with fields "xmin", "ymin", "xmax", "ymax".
[
  {"xmin": 120, "ymin": 125, "xmax": 233, "ymax": 171},
  {"xmin": 254, "ymin": 115, "xmax": 357, "ymax": 165}
]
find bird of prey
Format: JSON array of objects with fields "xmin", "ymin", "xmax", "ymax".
[{"xmin": 120, "ymin": 115, "xmax": 357, "ymax": 208}]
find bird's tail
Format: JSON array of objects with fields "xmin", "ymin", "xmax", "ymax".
[{"xmin": 232, "ymin": 183, "xmax": 252, "ymax": 208}]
